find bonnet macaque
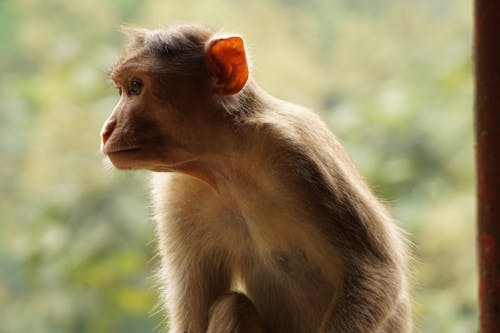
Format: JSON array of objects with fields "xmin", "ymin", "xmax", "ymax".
[{"xmin": 101, "ymin": 24, "xmax": 412, "ymax": 333}]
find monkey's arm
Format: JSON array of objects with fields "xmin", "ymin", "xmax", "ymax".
[
  {"xmin": 160, "ymin": 247, "xmax": 232, "ymax": 333},
  {"xmin": 320, "ymin": 260, "xmax": 409, "ymax": 333},
  {"xmin": 154, "ymin": 174, "xmax": 234, "ymax": 333},
  {"xmin": 207, "ymin": 292, "xmax": 263, "ymax": 333}
]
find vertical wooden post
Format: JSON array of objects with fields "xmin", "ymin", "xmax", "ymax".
[{"xmin": 475, "ymin": 0, "xmax": 500, "ymax": 331}]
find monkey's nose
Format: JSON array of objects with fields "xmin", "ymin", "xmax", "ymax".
[{"xmin": 100, "ymin": 119, "xmax": 117, "ymax": 147}]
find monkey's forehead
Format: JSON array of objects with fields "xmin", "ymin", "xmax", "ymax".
[{"xmin": 107, "ymin": 50, "xmax": 152, "ymax": 83}]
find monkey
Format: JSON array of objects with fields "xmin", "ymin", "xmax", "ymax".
[{"xmin": 101, "ymin": 23, "xmax": 412, "ymax": 333}]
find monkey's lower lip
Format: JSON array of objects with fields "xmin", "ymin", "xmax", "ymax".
[{"xmin": 104, "ymin": 147, "xmax": 141, "ymax": 154}]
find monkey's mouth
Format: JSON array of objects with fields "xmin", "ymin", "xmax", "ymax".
[{"xmin": 103, "ymin": 146, "xmax": 141, "ymax": 155}]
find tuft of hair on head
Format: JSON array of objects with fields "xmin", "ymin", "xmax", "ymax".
[
  {"xmin": 147, "ymin": 23, "xmax": 216, "ymax": 57},
  {"xmin": 107, "ymin": 25, "xmax": 153, "ymax": 82},
  {"xmin": 119, "ymin": 24, "xmax": 150, "ymax": 51}
]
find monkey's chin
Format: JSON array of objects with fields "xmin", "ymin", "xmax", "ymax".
[{"xmin": 105, "ymin": 149, "xmax": 144, "ymax": 170}]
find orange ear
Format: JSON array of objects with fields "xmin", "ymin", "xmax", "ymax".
[{"xmin": 206, "ymin": 36, "xmax": 249, "ymax": 96}]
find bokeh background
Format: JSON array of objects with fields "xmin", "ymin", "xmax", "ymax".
[{"xmin": 0, "ymin": 1, "xmax": 474, "ymax": 332}]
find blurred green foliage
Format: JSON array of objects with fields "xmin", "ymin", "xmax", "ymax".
[{"xmin": 0, "ymin": 0, "xmax": 473, "ymax": 332}]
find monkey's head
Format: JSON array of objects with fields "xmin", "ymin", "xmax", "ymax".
[{"xmin": 101, "ymin": 24, "xmax": 249, "ymax": 176}]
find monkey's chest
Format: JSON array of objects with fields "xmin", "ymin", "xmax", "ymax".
[{"xmin": 224, "ymin": 204, "xmax": 341, "ymax": 331}]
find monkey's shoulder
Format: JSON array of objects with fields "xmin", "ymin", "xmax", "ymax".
[
  {"xmin": 256, "ymin": 104, "xmax": 345, "ymax": 160},
  {"xmin": 254, "ymin": 105, "xmax": 355, "ymax": 191}
]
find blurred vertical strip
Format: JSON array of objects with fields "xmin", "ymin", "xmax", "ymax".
[{"xmin": 475, "ymin": 0, "xmax": 500, "ymax": 332}]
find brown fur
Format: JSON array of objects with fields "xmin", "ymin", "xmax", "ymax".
[
  {"xmin": 101, "ymin": 23, "xmax": 412, "ymax": 333},
  {"xmin": 207, "ymin": 292, "xmax": 262, "ymax": 333}
]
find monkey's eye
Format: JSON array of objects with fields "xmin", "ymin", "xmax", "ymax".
[{"xmin": 128, "ymin": 78, "xmax": 143, "ymax": 95}]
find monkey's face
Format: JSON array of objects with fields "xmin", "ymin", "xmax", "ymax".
[
  {"xmin": 101, "ymin": 26, "xmax": 249, "ymax": 176},
  {"xmin": 101, "ymin": 68, "xmax": 206, "ymax": 172}
]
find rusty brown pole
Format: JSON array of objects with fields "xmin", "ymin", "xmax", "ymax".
[{"xmin": 475, "ymin": 0, "xmax": 500, "ymax": 331}]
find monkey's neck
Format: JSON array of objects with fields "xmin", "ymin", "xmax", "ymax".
[
  {"xmin": 169, "ymin": 81, "xmax": 286, "ymax": 201},
  {"xmin": 167, "ymin": 159, "xmax": 221, "ymax": 192}
]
